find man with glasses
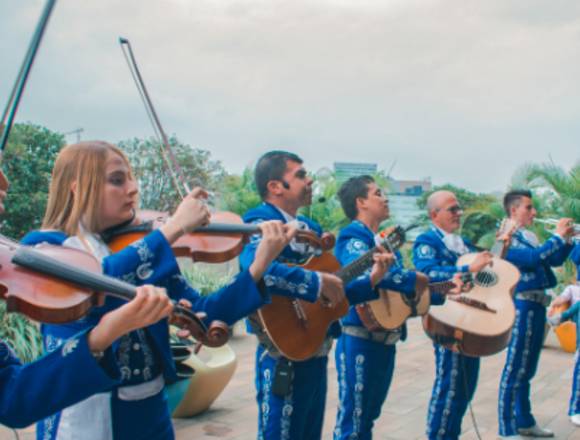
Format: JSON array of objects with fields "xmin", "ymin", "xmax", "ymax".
[
  {"xmin": 412, "ymin": 190, "xmax": 493, "ymax": 440},
  {"xmin": 497, "ymin": 189, "xmax": 574, "ymax": 439}
]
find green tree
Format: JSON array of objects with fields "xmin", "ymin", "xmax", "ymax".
[
  {"xmin": 216, "ymin": 167, "xmax": 261, "ymax": 216},
  {"xmin": 0, "ymin": 123, "xmax": 64, "ymax": 239},
  {"xmin": 118, "ymin": 136, "xmax": 226, "ymax": 212},
  {"xmin": 0, "ymin": 122, "xmax": 63, "ymax": 361},
  {"xmin": 516, "ymin": 161, "xmax": 580, "ymax": 285},
  {"xmin": 516, "ymin": 161, "xmax": 580, "ymax": 221}
]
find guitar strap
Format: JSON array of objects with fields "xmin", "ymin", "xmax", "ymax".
[{"xmin": 401, "ymin": 292, "xmax": 419, "ymax": 317}]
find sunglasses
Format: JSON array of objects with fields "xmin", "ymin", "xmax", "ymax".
[{"xmin": 445, "ymin": 205, "xmax": 463, "ymax": 214}]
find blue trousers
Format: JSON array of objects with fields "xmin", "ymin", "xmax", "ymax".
[
  {"xmin": 333, "ymin": 334, "xmax": 396, "ymax": 440},
  {"xmin": 427, "ymin": 344, "xmax": 480, "ymax": 440},
  {"xmin": 498, "ymin": 300, "xmax": 546, "ymax": 436},
  {"xmin": 569, "ymin": 350, "xmax": 580, "ymax": 416},
  {"xmin": 255, "ymin": 345, "xmax": 328, "ymax": 440}
]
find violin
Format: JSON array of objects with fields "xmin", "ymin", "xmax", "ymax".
[
  {"xmin": 0, "ymin": 2, "xmax": 225, "ymax": 348},
  {"xmin": 103, "ymin": 210, "xmax": 335, "ymax": 264},
  {"xmin": 116, "ymin": 39, "xmax": 336, "ymax": 261},
  {"xmin": 0, "ymin": 234, "xmax": 228, "ymax": 349}
]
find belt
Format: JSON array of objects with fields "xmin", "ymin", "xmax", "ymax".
[
  {"xmin": 117, "ymin": 374, "xmax": 164, "ymax": 401},
  {"xmin": 515, "ymin": 290, "xmax": 551, "ymax": 307},
  {"xmin": 342, "ymin": 325, "xmax": 401, "ymax": 346}
]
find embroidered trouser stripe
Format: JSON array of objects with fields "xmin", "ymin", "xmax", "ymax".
[
  {"xmin": 255, "ymin": 346, "xmax": 328, "ymax": 440},
  {"xmin": 333, "ymin": 334, "xmax": 396, "ymax": 440},
  {"xmin": 427, "ymin": 344, "xmax": 480, "ymax": 440},
  {"xmin": 569, "ymin": 350, "xmax": 580, "ymax": 416},
  {"xmin": 498, "ymin": 300, "xmax": 546, "ymax": 436}
]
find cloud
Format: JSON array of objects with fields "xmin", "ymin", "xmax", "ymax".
[{"xmin": 1, "ymin": 0, "xmax": 578, "ymax": 192}]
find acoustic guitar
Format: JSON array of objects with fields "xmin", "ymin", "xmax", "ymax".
[
  {"xmin": 356, "ymin": 273, "xmax": 471, "ymax": 331},
  {"xmin": 258, "ymin": 225, "xmax": 412, "ymax": 361},
  {"xmin": 422, "ymin": 220, "xmax": 519, "ymax": 357}
]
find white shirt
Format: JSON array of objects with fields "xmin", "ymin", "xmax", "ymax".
[
  {"xmin": 274, "ymin": 205, "xmax": 324, "ymax": 295},
  {"xmin": 561, "ymin": 284, "xmax": 580, "ymax": 306},
  {"xmin": 436, "ymin": 226, "xmax": 470, "ymax": 256}
]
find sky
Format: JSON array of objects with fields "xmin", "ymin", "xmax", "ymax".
[{"xmin": 1, "ymin": 0, "xmax": 579, "ymax": 193}]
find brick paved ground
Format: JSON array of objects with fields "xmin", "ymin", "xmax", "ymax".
[{"xmin": 3, "ymin": 319, "xmax": 580, "ymax": 439}]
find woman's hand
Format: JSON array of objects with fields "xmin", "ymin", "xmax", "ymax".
[
  {"xmin": 249, "ymin": 221, "xmax": 297, "ymax": 281},
  {"xmin": 87, "ymin": 285, "xmax": 173, "ymax": 353},
  {"xmin": 160, "ymin": 187, "xmax": 210, "ymax": 244}
]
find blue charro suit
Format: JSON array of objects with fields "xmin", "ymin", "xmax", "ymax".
[
  {"xmin": 497, "ymin": 230, "xmax": 573, "ymax": 436},
  {"xmin": 569, "ymin": 243, "xmax": 580, "ymax": 418},
  {"xmin": 0, "ymin": 332, "xmax": 119, "ymax": 429},
  {"xmin": 333, "ymin": 220, "xmax": 418, "ymax": 440},
  {"xmin": 239, "ymin": 203, "xmax": 378, "ymax": 440},
  {"xmin": 413, "ymin": 226, "xmax": 479, "ymax": 440},
  {"xmin": 571, "ymin": 242, "xmax": 580, "ymax": 282},
  {"xmin": 22, "ymin": 229, "xmax": 268, "ymax": 440}
]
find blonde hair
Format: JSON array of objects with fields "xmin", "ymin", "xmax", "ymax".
[{"xmin": 42, "ymin": 141, "xmax": 133, "ymax": 235}]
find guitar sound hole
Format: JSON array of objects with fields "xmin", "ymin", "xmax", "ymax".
[{"xmin": 474, "ymin": 270, "xmax": 498, "ymax": 287}]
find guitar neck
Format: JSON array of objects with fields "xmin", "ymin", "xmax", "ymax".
[
  {"xmin": 429, "ymin": 279, "xmax": 457, "ymax": 294},
  {"xmin": 490, "ymin": 238, "xmax": 507, "ymax": 259},
  {"xmin": 335, "ymin": 247, "xmax": 378, "ymax": 284}
]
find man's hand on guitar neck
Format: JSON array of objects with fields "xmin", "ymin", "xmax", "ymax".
[{"xmin": 319, "ymin": 273, "xmax": 346, "ymax": 308}]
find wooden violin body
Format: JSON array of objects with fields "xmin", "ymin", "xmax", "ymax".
[
  {"xmin": 0, "ymin": 235, "xmax": 229, "ymax": 348},
  {"xmin": 0, "ymin": 241, "xmax": 104, "ymax": 324},
  {"xmin": 107, "ymin": 211, "xmax": 248, "ymax": 263},
  {"xmin": 106, "ymin": 210, "xmax": 330, "ymax": 264},
  {"xmin": 257, "ymin": 252, "xmax": 347, "ymax": 361}
]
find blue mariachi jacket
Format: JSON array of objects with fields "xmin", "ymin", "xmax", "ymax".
[
  {"xmin": 412, "ymin": 226, "xmax": 477, "ymax": 287},
  {"xmin": 505, "ymin": 230, "xmax": 573, "ymax": 292},
  {"xmin": 240, "ymin": 203, "xmax": 379, "ymax": 338},
  {"xmin": 240, "ymin": 202, "xmax": 376, "ymax": 306},
  {"xmin": 335, "ymin": 221, "xmax": 418, "ymax": 336},
  {"xmin": 571, "ymin": 243, "xmax": 580, "ymax": 282},
  {"xmin": 0, "ymin": 331, "xmax": 120, "ymax": 428},
  {"xmin": 21, "ymin": 229, "xmax": 268, "ymax": 385}
]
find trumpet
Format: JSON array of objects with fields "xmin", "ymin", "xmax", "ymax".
[{"xmin": 535, "ymin": 218, "xmax": 580, "ymax": 236}]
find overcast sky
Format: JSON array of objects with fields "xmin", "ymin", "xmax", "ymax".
[{"xmin": 1, "ymin": 0, "xmax": 579, "ymax": 193}]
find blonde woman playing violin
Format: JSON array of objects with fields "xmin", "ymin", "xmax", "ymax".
[{"xmin": 22, "ymin": 141, "xmax": 295, "ymax": 440}]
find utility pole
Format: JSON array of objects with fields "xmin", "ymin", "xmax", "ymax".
[{"xmin": 63, "ymin": 127, "xmax": 84, "ymax": 143}]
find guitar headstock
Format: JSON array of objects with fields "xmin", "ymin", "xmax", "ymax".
[
  {"xmin": 497, "ymin": 218, "xmax": 518, "ymax": 242},
  {"xmin": 377, "ymin": 225, "xmax": 406, "ymax": 251},
  {"xmin": 495, "ymin": 218, "xmax": 519, "ymax": 258}
]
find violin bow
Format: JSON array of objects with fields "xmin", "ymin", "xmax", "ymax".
[
  {"xmin": 0, "ymin": 0, "xmax": 58, "ymax": 192},
  {"xmin": 118, "ymin": 37, "xmax": 191, "ymax": 199}
]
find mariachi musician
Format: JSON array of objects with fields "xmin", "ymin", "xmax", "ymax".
[
  {"xmin": 497, "ymin": 189, "xmax": 574, "ymax": 439},
  {"xmin": 333, "ymin": 175, "xmax": 455, "ymax": 440},
  {"xmin": 412, "ymin": 190, "xmax": 494, "ymax": 440},
  {"xmin": 239, "ymin": 151, "xmax": 392, "ymax": 440},
  {"xmin": 0, "ymin": 175, "xmax": 180, "ymax": 428}
]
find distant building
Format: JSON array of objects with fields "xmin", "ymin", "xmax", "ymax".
[
  {"xmin": 334, "ymin": 162, "xmax": 378, "ymax": 181},
  {"xmin": 386, "ymin": 177, "xmax": 432, "ymax": 240},
  {"xmin": 388, "ymin": 177, "xmax": 432, "ymax": 196},
  {"xmin": 330, "ymin": 162, "xmax": 431, "ymax": 240},
  {"xmin": 387, "ymin": 194, "xmax": 425, "ymax": 240}
]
